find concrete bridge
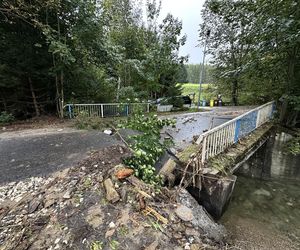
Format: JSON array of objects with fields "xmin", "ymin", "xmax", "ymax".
[{"xmin": 159, "ymin": 101, "xmax": 276, "ymax": 219}]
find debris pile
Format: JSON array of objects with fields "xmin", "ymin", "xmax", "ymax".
[{"xmin": 0, "ymin": 145, "xmax": 226, "ymax": 250}]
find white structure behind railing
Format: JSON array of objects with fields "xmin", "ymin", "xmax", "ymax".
[{"xmin": 197, "ymin": 101, "xmax": 275, "ymax": 164}]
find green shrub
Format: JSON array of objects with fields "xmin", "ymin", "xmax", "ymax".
[
  {"xmin": 74, "ymin": 111, "xmax": 121, "ymax": 130},
  {"xmin": 286, "ymin": 132, "xmax": 300, "ymax": 155},
  {"xmin": 0, "ymin": 111, "xmax": 15, "ymax": 124},
  {"xmin": 120, "ymin": 112, "xmax": 175, "ymax": 185}
]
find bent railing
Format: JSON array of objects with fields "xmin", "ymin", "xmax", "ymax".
[
  {"xmin": 65, "ymin": 103, "xmax": 150, "ymax": 118},
  {"xmin": 197, "ymin": 101, "xmax": 275, "ymax": 163}
]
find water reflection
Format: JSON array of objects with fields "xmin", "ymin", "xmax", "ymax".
[{"xmin": 222, "ymin": 132, "xmax": 300, "ymax": 248}]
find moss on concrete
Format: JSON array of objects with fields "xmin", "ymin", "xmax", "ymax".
[
  {"xmin": 177, "ymin": 144, "xmax": 200, "ymax": 163},
  {"xmin": 176, "ymin": 123, "xmax": 274, "ymax": 175},
  {"xmin": 207, "ymin": 123, "xmax": 274, "ymax": 174}
]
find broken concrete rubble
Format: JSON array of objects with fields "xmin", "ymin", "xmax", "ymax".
[{"xmin": 104, "ymin": 178, "xmax": 120, "ymax": 203}]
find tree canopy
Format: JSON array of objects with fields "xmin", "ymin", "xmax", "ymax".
[
  {"xmin": 200, "ymin": 0, "xmax": 300, "ymax": 109},
  {"xmin": 0, "ymin": 0, "xmax": 187, "ymax": 117}
]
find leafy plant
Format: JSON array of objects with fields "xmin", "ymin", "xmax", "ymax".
[
  {"xmin": 286, "ymin": 132, "xmax": 300, "ymax": 155},
  {"xmin": 90, "ymin": 241, "xmax": 103, "ymax": 250},
  {"xmin": 120, "ymin": 111, "xmax": 175, "ymax": 185},
  {"xmin": 109, "ymin": 240, "xmax": 119, "ymax": 250},
  {"xmin": 0, "ymin": 111, "xmax": 15, "ymax": 124}
]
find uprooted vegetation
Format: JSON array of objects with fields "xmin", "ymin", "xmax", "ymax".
[
  {"xmin": 120, "ymin": 112, "xmax": 176, "ymax": 185},
  {"xmin": 0, "ymin": 145, "xmax": 226, "ymax": 250}
]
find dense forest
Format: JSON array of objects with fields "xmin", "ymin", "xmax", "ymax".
[
  {"xmin": 1, "ymin": 0, "xmax": 299, "ymax": 126},
  {"xmin": 199, "ymin": 0, "xmax": 300, "ymax": 126},
  {"xmin": 0, "ymin": 0, "xmax": 186, "ymax": 118}
]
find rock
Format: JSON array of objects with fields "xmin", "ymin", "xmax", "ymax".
[
  {"xmin": 104, "ymin": 129, "xmax": 113, "ymax": 135},
  {"xmin": 177, "ymin": 189, "xmax": 227, "ymax": 242},
  {"xmin": 120, "ymin": 187, "xmax": 127, "ymax": 202},
  {"xmin": 105, "ymin": 228, "xmax": 115, "ymax": 238},
  {"xmin": 115, "ymin": 168, "xmax": 134, "ymax": 180},
  {"xmin": 108, "ymin": 221, "xmax": 116, "ymax": 228},
  {"xmin": 175, "ymin": 205, "xmax": 194, "ymax": 222},
  {"xmin": 104, "ymin": 178, "xmax": 120, "ymax": 203},
  {"xmin": 185, "ymin": 228, "xmax": 199, "ymax": 237},
  {"xmin": 63, "ymin": 191, "xmax": 71, "ymax": 199},
  {"xmin": 190, "ymin": 244, "xmax": 202, "ymax": 250},
  {"xmin": 253, "ymin": 188, "xmax": 271, "ymax": 197},
  {"xmin": 28, "ymin": 199, "xmax": 40, "ymax": 214}
]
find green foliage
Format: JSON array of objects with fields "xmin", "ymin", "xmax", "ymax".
[
  {"xmin": 90, "ymin": 241, "xmax": 103, "ymax": 250},
  {"xmin": 200, "ymin": 0, "xmax": 300, "ymax": 110},
  {"xmin": 179, "ymin": 83, "xmax": 218, "ymax": 104},
  {"xmin": 0, "ymin": 0, "xmax": 186, "ymax": 117},
  {"xmin": 0, "ymin": 111, "xmax": 15, "ymax": 124},
  {"xmin": 74, "ymin": 112, "xmax": 122, "ymax": 130},
  {"xmin": 185, "ymin": 64, "xmax": 214, "ymax": 84},
  {"xmin": 121, "ymin": 112, "xmax": 175, "ymax": 185},
  {"xmin": 109, "ymin": 240, "xmax": 119, "ymax": 250},
  {"xmin": 286, "ymin": 132, "xmax": 300, "ymax": 155}
]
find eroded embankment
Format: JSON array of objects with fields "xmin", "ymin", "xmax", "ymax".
[{"xmin": 0, "ymin": 145, "xmax": 226, "ymax": 250}]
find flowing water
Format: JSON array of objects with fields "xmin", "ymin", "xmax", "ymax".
[{"xmin": 221, "ymin": 131, "xmax": 300, "ymax": 250}]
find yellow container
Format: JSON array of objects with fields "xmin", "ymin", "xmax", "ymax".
[{"xmin": 210, "ymin": 99, "xmax": 214, "ymax": 107}]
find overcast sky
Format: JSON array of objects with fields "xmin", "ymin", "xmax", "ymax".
[{"xmin": 148, "ymin": 0, "xmax": 206, "ymax": 64}]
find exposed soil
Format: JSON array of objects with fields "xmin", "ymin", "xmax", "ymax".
[
  {"xmin": 0, "ymin": 145, "xmax": 225, "ymax": 250},
  {"xmin": 1, "ymin": 116, "xmax": 74, "ymax": 133}
]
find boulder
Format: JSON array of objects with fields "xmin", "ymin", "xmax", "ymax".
[
  {"xmin": 104, "ymin": 178, "xmax": 120, "ymax": 203},
  {"xmin": 176, "ymin": 188, "xmax": 227, "ymax": 242}
]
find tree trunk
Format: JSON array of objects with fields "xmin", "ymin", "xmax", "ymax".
[
  {"xmin": 28, "ymin": 77, "xmax": 40, "ymax": 116},
  {"xmin": 232, "ymin": 79, "xmax": 238, "ymax": 106},
  {"xmin": 59, "ymin": 70, "xmax": 64, "ymax": 118},
  {"xmin": 0, "ymin": 92, "xmax": 7, "ymax": 111}
]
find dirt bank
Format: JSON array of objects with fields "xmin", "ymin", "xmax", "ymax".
[{"xmin": 0, "ymin": 145, "xmax": 226, "ymax": 250}]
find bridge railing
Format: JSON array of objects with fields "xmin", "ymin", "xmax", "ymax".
[
  {"xmin": 65, "ymin": 103, "xmax": 150, "ymax": 118},
  {"xmin": 197, "ymin": 101, "xmax": 275, "ymax": 163}
]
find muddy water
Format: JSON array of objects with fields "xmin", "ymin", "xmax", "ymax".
[{"xmin": 221, "ymin": 132, "xmax": 300, "ymax": 249}]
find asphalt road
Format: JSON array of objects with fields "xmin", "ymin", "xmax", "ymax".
[
  {"xmin": 0, "ymin": 107, "xmax": 251, "ymax": 184},
  {"xmin": 0, "ymin": 129, "xmax": 122, "ymax": 184}
]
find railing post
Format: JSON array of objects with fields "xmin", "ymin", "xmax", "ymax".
[
  {"xmin": 68, "ymin": 105, "xmax": 72, "ymax": 119},
  {"xmin": 101, "ymin": 104, "xmax": 104, "ymax": 118},
  {"xmin": 147, "ymin": 103, "xmax": 150, "ymax": 113},
  {"xmin": 201, "ymin": 136, "xmax": 207, "ymax": 164},
  {"xmin": 234, "ymin": 119, "xmax": 241, "ymax": 143}
]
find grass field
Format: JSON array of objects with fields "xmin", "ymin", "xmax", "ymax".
[{"xmin": 178, "ymin": 83, "xmax": 218, "ymax": 104}]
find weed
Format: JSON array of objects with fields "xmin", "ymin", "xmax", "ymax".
[
  {"xmin": 118, "ymin": 225, "xmax": 129, "ymax": 236},
  {"xmin": 109, "ymin": 239, "xmax": 119, "ymax": 250},
  {"xmin": 148, "ymin": 218, "xmax": 163, "ymax": 232},
  {"xmin": 0, "ymin": 111, "xmax": 14, "ymax": 124},
  {"xmin": 286, "ymin": 131, "xmax": 300, "ymax": 155},
  {"xmin": 90, "ymin": 241, "xmax": 103, "ymax": 250}
]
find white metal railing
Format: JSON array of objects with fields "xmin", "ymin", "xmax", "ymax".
[
  {"xmin": 65, "ymin": 103, "xmax": 150, "ymax": 118},
  {"xmin": 196, "ymin": 101, "xmax": 275, "ymax": 163}
]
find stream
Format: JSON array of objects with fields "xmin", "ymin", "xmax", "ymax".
[{"xmin": 221, "ymin": 131, "xmax": 300, "ymax": 249}]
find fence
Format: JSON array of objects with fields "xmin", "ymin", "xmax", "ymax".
[
  {"xmin": 65, "ymin": 103, "xmax": 150, "ymax": 118},
  {"xmin": 197, "ymin": 101, "xmax": 275, "ymax": 163}
]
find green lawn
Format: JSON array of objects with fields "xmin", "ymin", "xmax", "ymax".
[{"xmin": 178, "ymin": 83, "xmax": 218, "ymax": 104}]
